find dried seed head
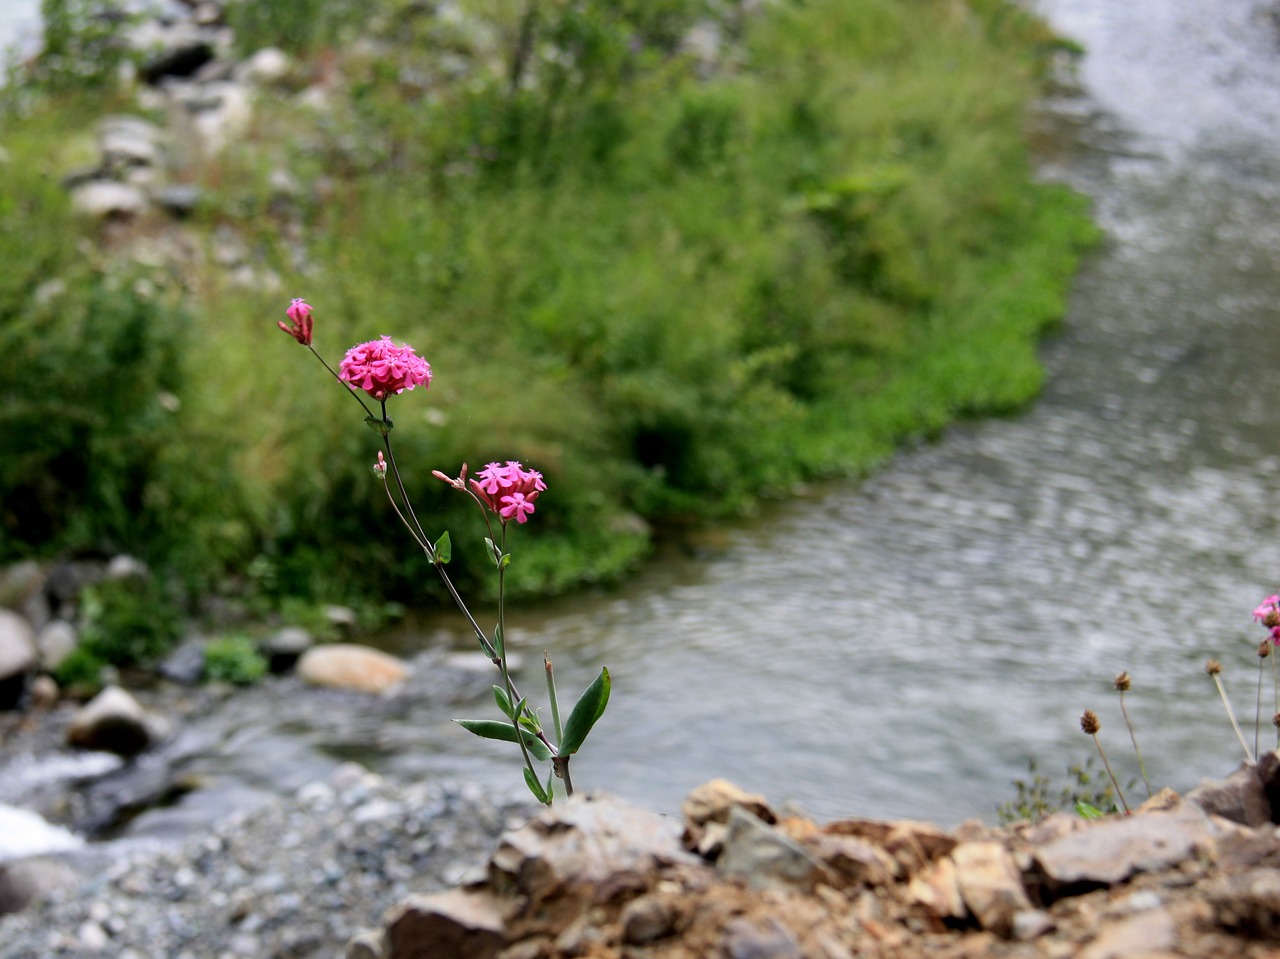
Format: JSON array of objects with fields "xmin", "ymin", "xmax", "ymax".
[
  {"xmin": 1114, "ymin": 671, "xmax": 1132, "ymax": 692},
  {"xmin": 1260, "ymin": 641, "xmax": 1273, "ymax": 659},
  {"xmin": 1265, "ymin": 610, "xmax": 1280, "ymax": 629},
  {"xmin": 1273, "ymin": 712, "xmax": 1280, "ymax": 730},
  {"xmin": 1080, "ymin": 709, "xmax": 1101, "ymax": 735},
  {"xmin": 1205, "ymin": 659, "xmax": 1222, "ymax": 676}
]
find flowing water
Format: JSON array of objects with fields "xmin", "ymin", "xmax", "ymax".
[{"xmin": 5, "ymin": 0, "xmax": 1280, "ymax": 853}]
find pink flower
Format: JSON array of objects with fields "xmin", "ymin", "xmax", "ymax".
[
  {"xmin": 339, "ymin": 336, "xmax": 432, "ymax": 400},
  {"xmin": 1253, "ymin": 595, "xmax": 1279, "ymax": 622},
  {"xmin": 373, "ymin": 451, "xmax": 388, "ymax": 477},
  {"xmin": 278, "ymin": 298, "xmax": 314, "ymax": 345},
  {"xmin": 470, "ymin": 460, "xmax": 546, "ymax": 524}
]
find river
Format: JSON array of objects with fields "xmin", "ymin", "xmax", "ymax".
[{"xmin": 4, "ymin": 0, "xmax": 1280, "ymax": 844}]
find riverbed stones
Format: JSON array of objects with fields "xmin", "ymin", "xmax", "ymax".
[
  {"xmin": 950, "ymin": 839, "xmax": 1033, "ymax": 938},
  {"xmin": 297, "ymin": 644, "xmax": 410, "ymax": 693}
]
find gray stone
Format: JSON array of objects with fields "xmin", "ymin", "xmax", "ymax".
[
  {"xmin": 160, "ymin": 637, "xmax": 207, "ymax": 685},
  {"xmin": 489, "ymin": 792, "xmax": 699, "ymax": 907},
  {"xmin": 99, "ymin": 116, "xmax": 164, "ymax": 168},
  {"xmin": 717, "ymin": 806, "xmax": 828, "ymax": 888},
  {"xmin": 0, "ymin": 856, "xmax": 81, "ymax": 914},
  {"xmin": 70, "ymin": 180, "xmax": 148, "ymax": 219},
  {"xmin": 264, "ymin": 626, "xmax": 314, "ymax": 673},
  {"xmin": 0, "ymin": 608, "xmax": 37, "ymax": 680},
  {"xmin": 1032, "ymin": 808, "xmax": 1212, "ymax": 890},
  {"xmin": 1186, "ymin": 761, "xmax": 1271, "ymax": 827},
  {"xmin": 236, "ymin": 47, "xmax": 292, "ymax": 85},
  {"xmin": 67, "ymin": 685, "xmax": 170, "ymax": 756},
  {"xmin": 36, "ymin": 619, "xmax": 78, "ymax": 671}
]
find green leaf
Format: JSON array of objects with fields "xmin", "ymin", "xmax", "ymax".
[
  {"xmin": 364, "ymin": 414, "xmax": 392, "ymax": 436},
  {"xmin": 455, "ymin": 719, "xmax": 552, "ymax": 761},
  {"xmin": 494, "ymin": 623, "xmax": 504, "ymax": 658},
  {"xmin": 434, "ymin": 530, "xmax": 451, "ymax": 565},
  {"xmin": 1075, "ymin": 801, "xmax": 1105, "ymax": 820},
  {"xmin": 559, "ymin": 666, "xmax": 610, "ymax": 756},
  {"xmin": 485, "ymin": 537, "xmax": 504, "ymax": 568},
  {"xmin": 493, "ymin": 685, "xmax": 513, "ymax": 718},
  {"xmin": 524, "ymin": 766, "xmax": 550, "ymax": 804},
  {"xmin": 500, "ymin": 554, "xmax": 512, "ymax": 570}
]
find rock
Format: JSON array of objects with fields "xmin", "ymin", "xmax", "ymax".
[
  {"xmin": 489, "ymin": 792, "xmax": 699, "ymax": 911},
  {"xmin": 806, "ymin": 833, "xmax": 899, "ymax": 886},
  {"xmin": 821, "ymin": 817, "xmax": 954, "ymax": 876},
  {"xmin": 67, "ymin": 685, "xmax": 171, "ymax": 756},
  {"xmin": 28, "ymin": 674, "xmax": 59, "ymax": 710},
  {"xmin": 717, "ymin": 805, "xmax": 828, "ymax": 888},
  {"xmin": 0, "ymin": 609, "xmax": 37, "ymax": 709},
  {"xmin": 297, "ymin": 644, "xmax": 410, "ymax": 693},
  {"xmin": 1032, "ymin": 807, "xmax": 1213, "ymax": 892},
  {"xmin": 160, "ymin": 637, "xmax": 207, "ymax": 685},
  {"xmin": 0, "ymin": 561, "xmax": 44, "ymax": 609},
  {"xmin": 153, "ymin": 182, "xmax": 203, "ymax": 217},
  {"xmin": 69, "ymin": 180, "xmax": 148, "ymax": 219},
  {"xmin": 619, "ymin": 892, "xmax": 680, "ymax": 944},
  {"xmin": 105, "ymin": 555, "xmax": 149, "ymax": 582},
  {"xmin": 36, "ymin": 619, "xmax": 78, "ymax": 671},
  {"xmin": 907, "ymin": 855, "xmax": 965, "ymax": 919},
  {"xmin": 99, "ymin": 115, "xmax": 164, "ymax": 169},
  {"xmin": 236, "ymin": 47, "xmax": 293, "ymax": 85},
  {"xmin": 1207, "ymin": 868, "xmax": 1280, "ymax": 939},
  {"xmin": 346, "ymin": 929, "xmax": 385, "ymax": 959},
  {"xmin": 263, "ymin": 626, "xmax": 314, "ymax": 673},
  {"xmin": 722, "ymin": 916, "xmax": 803, "ymax": 959},
  {"xmin": 950, "ymin": 840, "xmax": 1032, "ymax": 938},
  {"xmin": 1186, "ymin": 760, "xmax": 1271, "ymax": 826},
  {"xmin": 1078, "ymin": 908, "xmax": 1176, "ymax": 959},
  {"xmin": 0, "ymin": 856, "xmax": 81, "ymax": 915},
  {"xmin": 383, "ymin": 888, "xmax": 507, "ymax": 959}
]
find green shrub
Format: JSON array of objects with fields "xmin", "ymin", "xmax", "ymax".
[
  {"xmin": 52, "ymin": 576, "xmax": 182, "ymax": 689},
  {"xmin": 203, "ymin": 634, "xmax": 268, "ymax": 685}
]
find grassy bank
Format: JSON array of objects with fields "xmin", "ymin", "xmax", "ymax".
[{"xmin": 0, "ymin": 0, "xmax": 1095, "ymax": 615}]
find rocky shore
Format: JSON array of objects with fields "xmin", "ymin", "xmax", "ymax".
[{"xmin": 5, "ymin": 759, "xmax": 1280, "ymax": 959}]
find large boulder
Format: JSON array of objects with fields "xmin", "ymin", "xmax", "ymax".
[{"xmin": 297, "ymin": 644, "xmax": 410, "ymax": 694}]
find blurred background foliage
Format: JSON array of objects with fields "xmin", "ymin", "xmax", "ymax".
[{"xmin": 0, "ymin": 0, "xmax": 1096, "ymax": 616}]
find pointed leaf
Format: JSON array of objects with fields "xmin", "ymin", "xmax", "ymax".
[
  {"xmin": 524, "ymin": 766, "xmax": 550, "ymax": 804},
  {"xmin": 434, "ymin": 530, "xmax": 452, "ymax": 565},
  {"xmin": 493, "ymin": 685, "xmax": 513, "ymax": 718},
  {"xmin": 494, "ymin": 623, "xmax": 504, "ymax": 658},
  {"xmin": 559, "ymin": 667, "xmax": 610, "ymax": 756},
  {"xmin": 364, "ymin": 414, "xmax": 392, "ymax": 436},
  {"xmin": 454, "ymin": 719, "xmax": 552, "ymax": 761}
]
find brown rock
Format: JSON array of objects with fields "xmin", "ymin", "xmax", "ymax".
[
  {"xmin": 807, "ymin": 833, "xmax": 899, "ymax": 887},
  {"xmin": 907, "ymin": 855, "xmax": 966, "ymax": 920},
  {"xmin": 1207, "ymin": 868, "xmax": 1280, "ymax": 939},
  {"xmin": 1078, "ymin": 909, "xmax": 1176, "ymax": 959},
  {"xmin": 384, "ymin": 888, "xmax": 508, "ymax": 959},
  {"xmin": 822, "ymin": 817, "xmax": 955, "ymax": 875},
  {"xmin": 1032, "ymin": 808, "xmax": 1213, "ymax": 891},
  {"xmin": 619, "ymin": 893, "xmax": 680, "ymax": 944},
  {"xmin": 297, "ymin": 644, "xmax": 409, "ymax": 693},
  {"xmin": 722, "ymin": 916, "xmax": 803, "ymax": 959},
  {"xmin": 950, "ymin": 840, "xmax": 1032, "ymax": 938}
]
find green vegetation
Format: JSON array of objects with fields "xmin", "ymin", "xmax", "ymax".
[
  {"xmin": 52, "ymin": 576, "xmax": 182, "ymax": 688},
  {"xmin": 0, "ymin": 0, "xmax": 1095, "ymax": 613},
  {"xmin": 203, "ymin": 634, "xmax": 269, "ymax": 685}
]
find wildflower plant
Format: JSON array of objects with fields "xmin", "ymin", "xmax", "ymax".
[{"xmin": 278, "ymin": 298, "xmax": 610, "ymax": 804}]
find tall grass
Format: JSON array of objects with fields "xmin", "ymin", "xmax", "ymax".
[{"xmin": 0, "ymin": 0, "xmax": 1095, "ymax": 609}]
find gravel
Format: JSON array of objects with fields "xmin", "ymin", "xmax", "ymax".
[{"xmin": 0, "ymin": 765, "xmax": 530, "ymax": 959}]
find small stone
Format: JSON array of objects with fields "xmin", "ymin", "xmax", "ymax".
[
  {"xmin": 1207, "ymin": 868, "xmax": 1280, "ymax": 939},
  {"xmin": 722, "ymin": 917, "xmax": 803, "ymax": 959},
  {"xmin": 907, "ymin": 856, "xmax": 965, "ymax": 919},
  {"xmin": 1012, "ymin": 909, "xmax": 1056, "ymax": 941},
  {"xmin": 717, "ymin": 806, "xmax": 828, "ymax": 888},
  {"xmin": 35, "ymin": 619, "xmax": 77, "ymax": 671},
  {"xmin": 264, "ymin": 627, "xmax": 314, "ymax": 673},
  {"xmin": 77, "ymin": 920, "xmax": 109, "ymax": 951},
  {"xmin": 28, "ymin": 674, "xmax": 59, "ymax": 709},
  {"xmin": 70, "ymin": 180, "xmax": 148, "ymax": 219},
  {"xmin": 950, "ymin": 841, "xmax": 1032, "ymax": 938},
  {"xmin": 346, "ymin": 929, "xmax": 385, "ymax": 959},
  {"xmin": 620, "ymin": 894, "xmax": 679, "ymax": 944},
  {"xmin": 1078, "ymin": 909, "xmax": 1176, "ymax": 959},
  {"xmin": 297, "ymin": 644, "xmax": 410, "ymax": 693},
  {"xmin": 384, "ymin": 888, "xmax": 507, "ymax": 959}
]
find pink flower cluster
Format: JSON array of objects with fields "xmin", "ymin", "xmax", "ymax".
[
  {"xmin": 339, "ymin": 336, "xmax": 432, "ymax": 400},
  {"xmin": 1254, "ymin": 594, "xmax": 1280, "ymax": 643},
  {"xmin": 470, "ymin": 461, "xmax": 546, "ymax": 524}
]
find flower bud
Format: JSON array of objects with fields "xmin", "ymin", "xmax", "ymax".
[
  {"xmin": 278, "ymin": 297, "xmax": 314, "ymax": 345},
  {"xmin": 1080, "ymin": 709, "xmax": 1101, "ymax": 735},
  {"xmin": 1259, "ymin": 641, "xmax": 1272, "ymax": 659}
]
